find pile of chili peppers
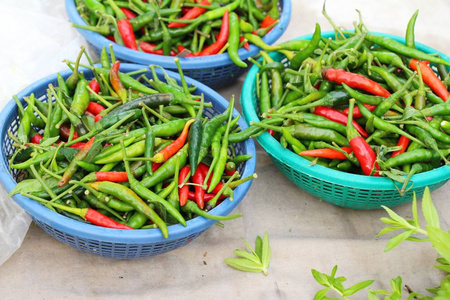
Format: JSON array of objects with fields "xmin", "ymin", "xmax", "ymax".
[
  {"xmin": 8, "ymin": 46, "xmax": 257, "ymax": 237},
  {"xmin": 249, "ymin": 11, "xmax": 450, "ymax": 194},
  {"xmin": 74, "ymin": 0, "xmax": 281, "ymax": 67}
]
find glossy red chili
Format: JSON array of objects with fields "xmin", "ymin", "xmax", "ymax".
[
  {"xmin": 322, "ymin": 68, "xmax": 391, "ymax": 97},
  {"xmin": 390, "ymin": 136, "xmax": 410, "ymax": 158},
  {"xmin": 178, "ymin": 165, "xmax": 190, "ymax": 206},
  {"xmin": 198, "ymin": 10, "xmax": 229, "ymax": 56},
  {"xmin": 88, "ymin": 79, "xmax": 100, "ymax": 94},
  {"xmin": 168, "ymin": 0, "xmax": 210, "ymax": 28},
  {"xmin": 87, "ymin": 102, "xmax": 106, "ymax": 115},
  {"xmin": 313, "ymin": 106, "xmax": 369, "ymax": 138}
]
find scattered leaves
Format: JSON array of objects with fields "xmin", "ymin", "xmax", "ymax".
[{"xmin": 224, "ymin": 232, "xmax": 271, "ymax": 276}]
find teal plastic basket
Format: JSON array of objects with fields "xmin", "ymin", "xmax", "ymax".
[{"xmin": 241, "ymin": 31, "xmax": 450, "ymax": 209}]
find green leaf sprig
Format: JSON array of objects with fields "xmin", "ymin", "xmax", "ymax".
[
  {"xmin": 311, "ymin": 265, "xmax": 374, "ymax": 299},
  {"xmin": 312, "ymin": 187, "xmax": 450, "ymax": 299},
  {"xmin": 224, "ymin": 232, "xmax": 271, "ymax": 275}
]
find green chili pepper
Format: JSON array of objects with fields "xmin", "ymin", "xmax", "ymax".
[
  {"xmin": 282, "ymin": 127, "xmax": 306, "ymax": 153},
  {"xmin": 373, "ymin": 72, "xmax": 415, "ymax": 117},
  {"xmin": 100, "ymin": 47, "xmax": 111, "ymax": 69},
  {"xmin": 16, "ymin": 100, "xmax": 31, "ymax": 144},
  {"xmin": 227, "ymin": 12, "xmax": 247, "ymax": 68},
  {"xmin": 65, "ymin": 47, "xmax": 85, "ymax": 93},
  {"xmin": 356, "ymin": 101, "xmax": 425, "ymax": 147},
  {"xmin": 127, "ymin": 212, "xmax": 147, "ymax": 229},
  {"xmin": 197, "ymin": 103, "xmax": 234, "ymax": 165},
  {"xmin": 130, "ymin": 11, "xmax": 156, "ymax": 31},
  {"xmin": 384, "ymin": 149, "xmax": 442, "ymax": 169},
  {"xmin": 406, "ymin": 10, "xmax": 419, "ymax": 49},
  {"xmin": 208, "ymin": 99, "xmax": 234, "ymax": 193},
  {"xmin": 71, "ymin": 79, "xmax": 90, "ymax": 117},
  {"xmin": 261, "ymin": 51, "xmax": 283, "ymax": 109},
  {"xmin": 188, "ymin": 98, "xmax": 204, "ymax": 175},
  {"xmin": 109, "ymin": 118, "xmax": 188, "ymax": 144},
  {"xmin": 96, "ymin": 67, "xmax": 158, "ymax": 95},
  {"xmin": 140, "ymin": 144, "xmax": 188, "ymax": 188},
  {"xmin": 269, "ymin": 112, "xmax": 347, "ymax": 136},
  {"xmin": 365, "ymin": 33, "xmax": 450, "ymax": 67},
  {"xmin": 290, "ymin": 23, "xmax": 321, "ymax": 70},
  {"xmin": 83, "ymin": 193, "xmax": 125, "ymax": 221},
  {"xmin": 88, "ymin": 181, "xmax": 168, "ymax": 238},
  {"xmin": 119, "ymin": 140, "xmax": 186, "ymax": 226},
  {"xmin": 259, "ymin": 70, "xmax": 270, "ymax": 114},
  {"xmin": 76, "ymin": 161, "xmax": 101, "ymax": 172},
  {"xmin": 251, "ymin": 121, "xmax": 350, "ymax": 146}
]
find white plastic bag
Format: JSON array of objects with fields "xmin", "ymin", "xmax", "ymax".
[
  {"xmin": 0, "ymin": 185, "xmax": 31, "ymax": 266},
  {"xmin": 0, "ymin": 0, "xmax": 88, "ymax": 266}
]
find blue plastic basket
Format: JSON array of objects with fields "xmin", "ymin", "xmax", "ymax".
[
  {"xmin": 241, "ymin": 31, "xmax": 450, "ymax": 210},
  {"xmin": 0, "ymin": 64, "xmax": 256, "ymax": 259},
  {"xmin": 65, "ymin": 0, "xmax": 291, "ymax": 88}
]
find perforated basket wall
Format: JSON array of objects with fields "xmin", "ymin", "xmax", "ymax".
[
  {"xmin": 0, "ymin": 64, "xmax": 256, "ymax": 259},
  {"xmin": 241, "ymin": 31, "xmax": 450, "ymax": 210},
  {"xmin": 65, "ymin": 0, "xmax": 292, "ymax": 88}
]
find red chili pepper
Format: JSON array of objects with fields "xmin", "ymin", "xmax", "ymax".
[
  {"xmin": 110, "ymin": 61, "xmax": 127, "ymax": 101},
  {"xmin": 48, "ymin": 202, "xmax": 132, "ymax": 229},
  {"xmin": 152, "ymin": 163, "xmax": 161, "ymax": 172},
  {"xmin": 181, "ymin": 7, "xmax": 191, "ymax": 15},
  {"xmin": 224, "ymin": 162, "xmax": 236, "ymax": 176},
  {"xmin": 69, "ymin": 142, "xmax": 87, "ymax": 149},
  {"xmin": 139, "ymin": 41, "xmax": 164, "ymax": 55},
  {"xmin": 322, "ymin": 68, "xmax": 391, "ymax": 97},
  {"xmin": 342, "ymin": 103, "xmax": 377, "ymax": 119},
  {"xmin": 88, "ymin": 79, "xmax": 100, "ymax": 94},
  {"xmin": 299, "ymin": 147, "xmax": 353, "ymax": 159},
  {"xmin": 198, "ymin": 10, "xmax": 229, "ymax": 56},
  {"xmin": 106, "ymin": 35, "xmax": 116, "ymax": 42},
  {"xmin": 191, "ymin": 163, "xmax": 207, "ymax": 209},
  {"xmin": 188, "ymin": 191, "xmax": 226, "ymax": 202},
  {"xmin": 120, "ymin": 7, "xmax": 137, "ymax": 19},
  {"xmin": 138, "ymin": 41, "xmax": 177, "ymax": 56},
  {"xmin": 94, "ymin": 114, "xmax": 103, "ymax": 122},
  {"xmin": 31, "ymin": 134, "xmax": 43, "ymax": 144},
  {"xmin": 178, "ymin": 166, "xmax": 191, "ymax": 206},
  {"xmin": 268, "ymin": 129, "xmax": 275, "ymax": 136},
  {"xmin": 313, "ymin": 106, "xmax": 369, "ymax": 138},
  {"xmin": 168, "ymin": 0, "xmax": 210, "ymax": 28},
  {"xmin": 151, "ymin": 119, "xmax": 195, "ymax": 163},
  {"xmin": 177, "ymin": 45, "xmax": 195, "ymax": 57},
  {"xmin": 87, "ymin": 102, "xmax": 106, "ymax": 115},
  {"xmin": 95, "ymin": 172, "xmax": 128, "ymax": 182},
  {"xmin": 239, "ymin": 36, "xmax": 250, "ymax": 51},
  {"xmin": 85, "ymin": 208, "xmax": 133, "ymax": 229},
  {"xmin": 409, "ymin": 59, "xmax": 449, "ymax": 101},
  {"xmin": 59, "ymin": 124, "xmax": 79, "ymax": 141},
  {"xmin": 346, "ymin": 99, "xmax": 381, "ymax": 176},
  {"xmin": 117, "ymin": 19, "xmax": 138, "ymax": 50},
  {"xmin": 390, "ymin": 136, "xmax": 410, "ymax": 158},
  {"xmin": 260, "ymin": 15, "xmax": 277, "ymax": 31}
]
